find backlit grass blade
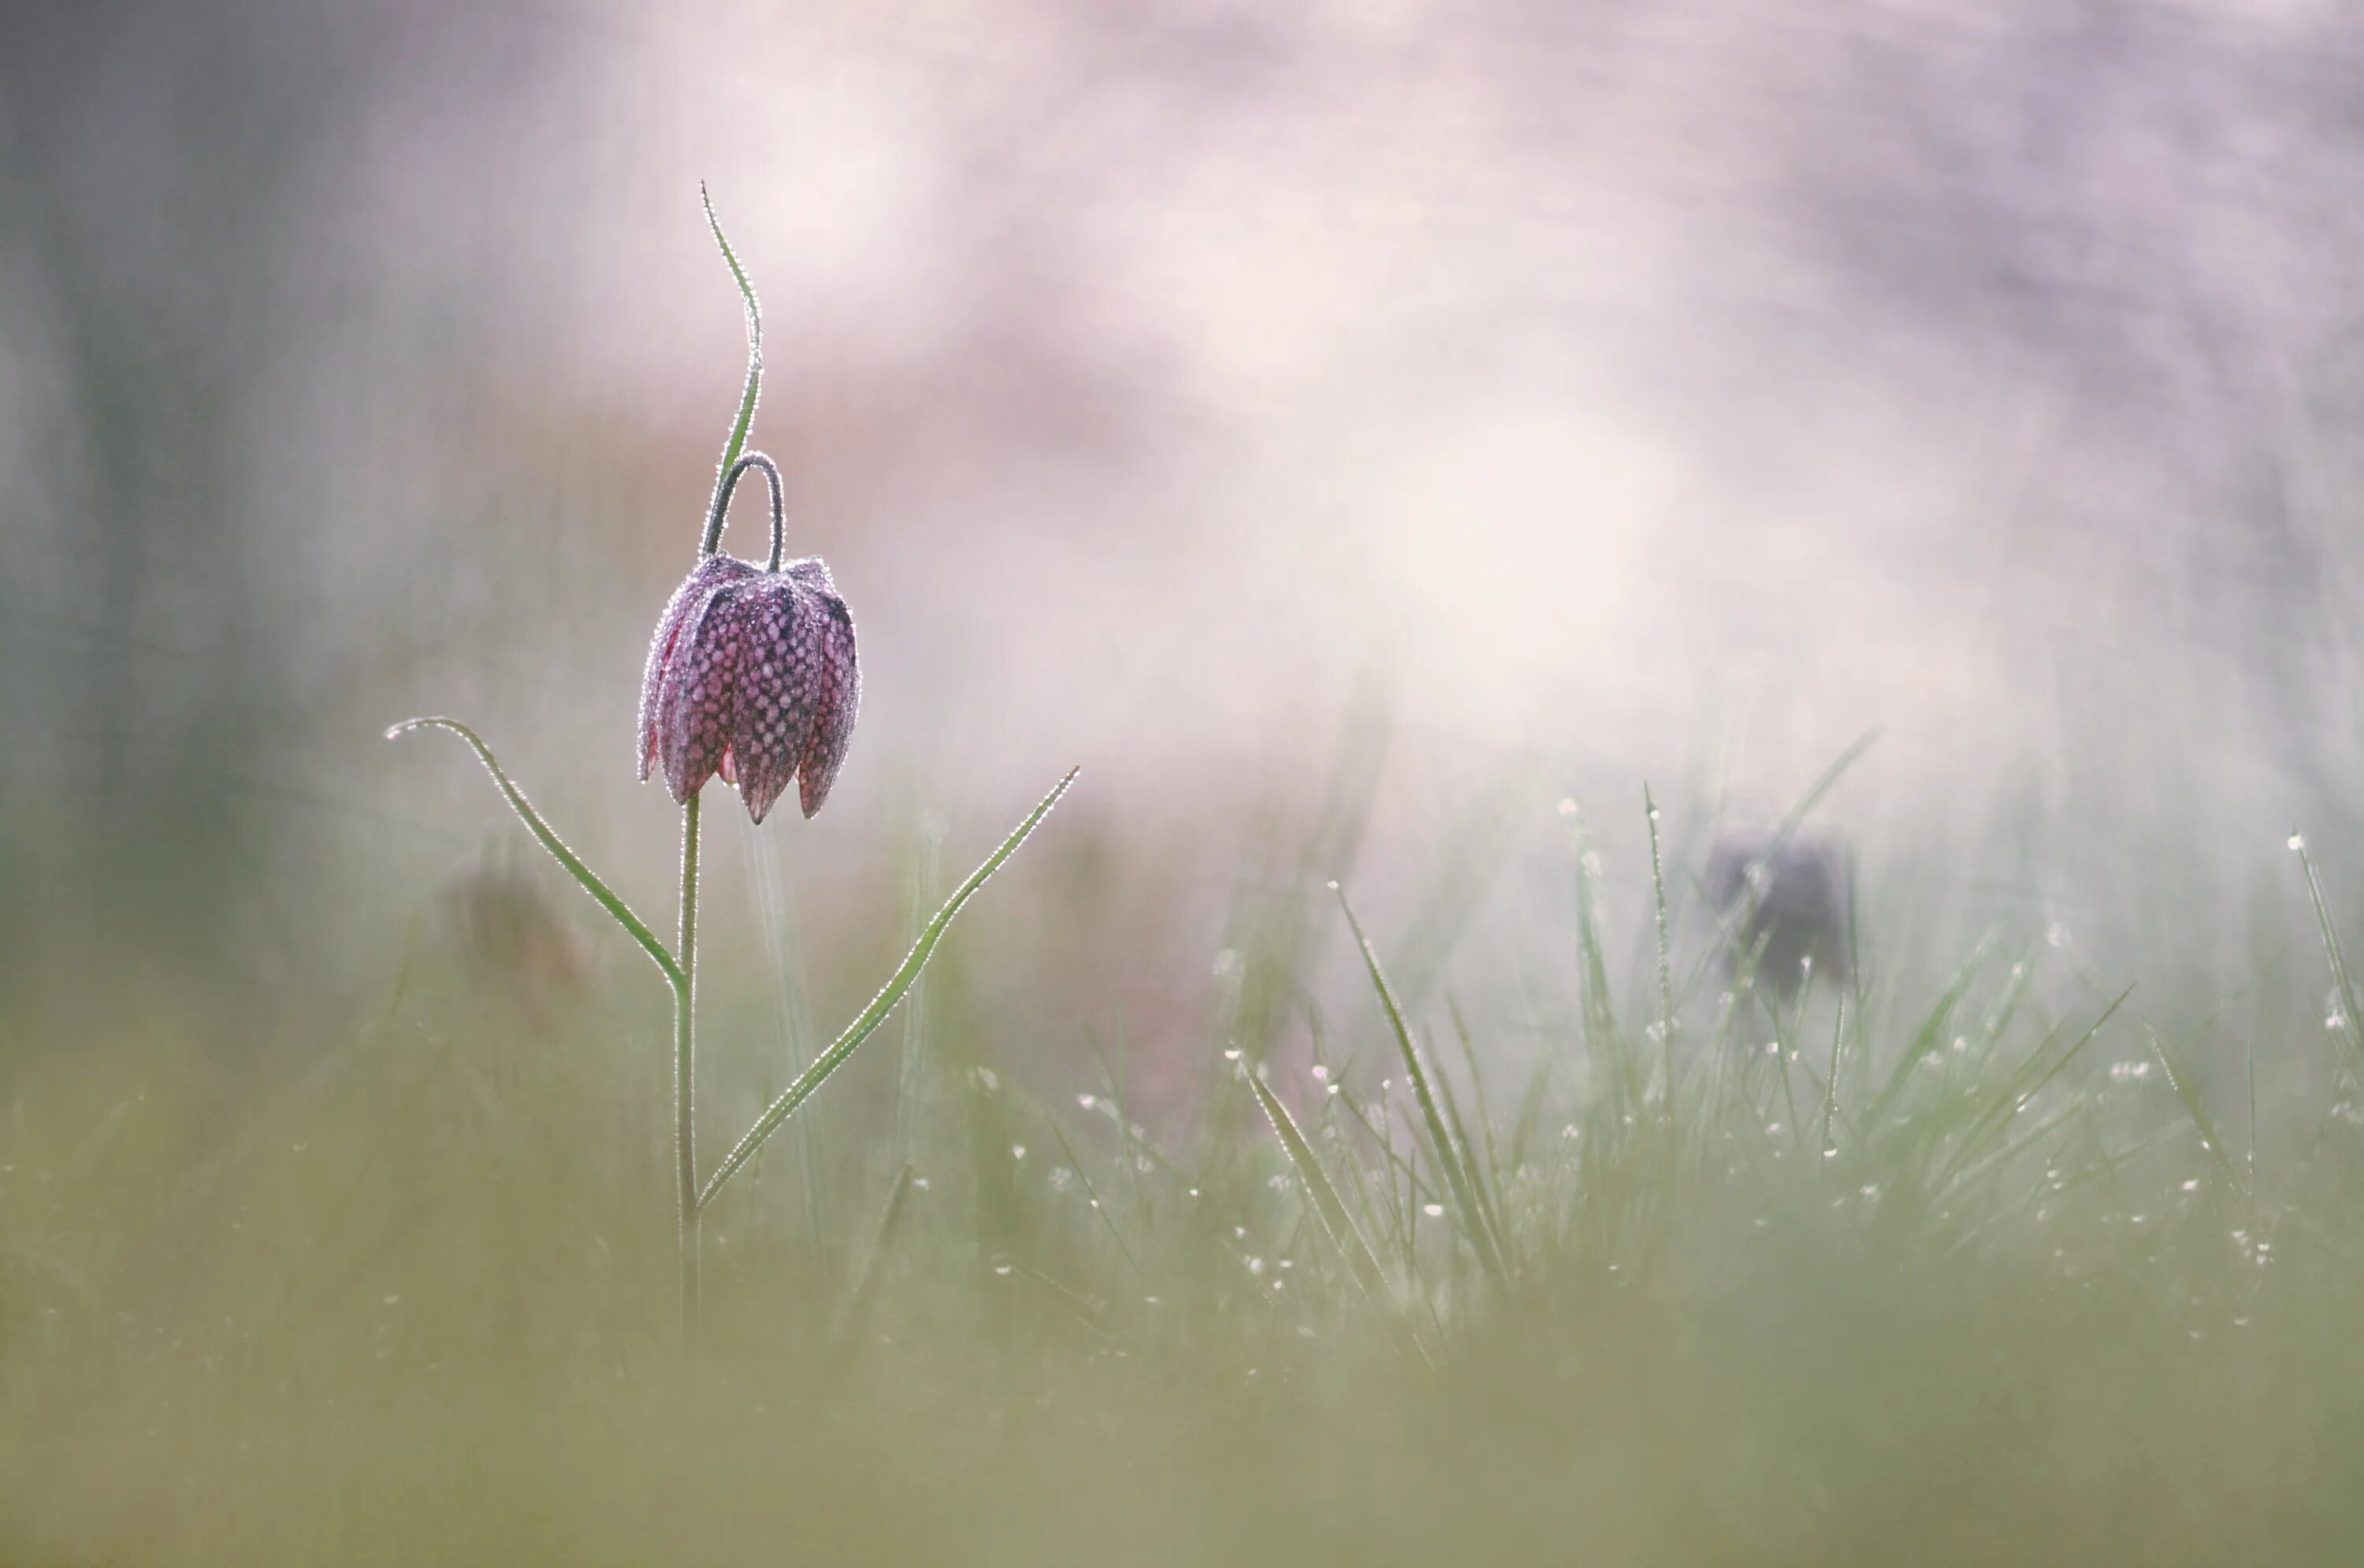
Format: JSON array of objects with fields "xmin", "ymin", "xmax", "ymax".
[
  {"xmin": 1645, "ymin": 784, "xmax": 1677, "ymax": 1106},
  {"xmin": 1433, "ymin": 1005, "xmax": 1510, "ymax": 1259},
  {"xmin": 2145, "ymin": 1022, "xmax": 2248, "ymax": 1202},
  {"xmin": 1330, "ymin": 1082, "xmax": 1446, "ymax": 1213},
  {"xmin": 698, "ymin": 767, "xmax": 1079, "ymax": 1212},
  {"xmin": 1447, "ymin": 994, "xmax": 1508, "ymax": 1213},
  {"xmin": 1425, "ymin": 1037, "xmax": 1505, "ymax": 1263},
  {"xmin": 385, "ymin": 716, "xmax": 683, "ymax": 993},
  {"xmin": 1248, "ymin": 1071, "xmax": 1426, "ymax": 1365},
  {"xmin": 1046, "ymin": 1118, "xmax": 1142, "ymax": 1279},
  {"xmin": 2295, "ymin": 832, "xmax": 2364, "ymax": 1078},
  {"xmin": 1864, "ymin": 932, "xmax": 1996, "ymax": 1131},
  {"xmin": 834, "ymin": 1164, "xmax": 916, "ymax": 1344},
  {"xmin": 1334, "ymin": 884, "xmax": 1509, "ymax": 1288},
  {"xmin": 1566, "ymin": 806, "xmax": 1635, "ymax": 1103},
  {"xmin": 1766, "ymin": 725, "xmax": 1883, "ymax": 859},
  {"xmin": 1937, "ymin": 986, "xmax": 2130, "ymax": 1189}
]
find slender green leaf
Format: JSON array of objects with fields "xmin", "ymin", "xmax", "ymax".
[
  {"xmin": 1046, "ymin": 1118, "xmax": 1142, "ymax": 1279},
  {"xmin": 2146, "ymin": 1023, "xmax": 2248, "ymax": 1202},
  {"xmin": 1248, "ymin": 1070, "xmax": 1427, "ymax": 1365},
  {"xmin": 834, "ymin": 1165, "xmax": 916, "ymax": 1343},
  {"xmin": 385, "ymin": 716, "xmax": 683, "ymax": 993},
  {"xmin": 2295, "ymin": 833, "xmax": 2364, "ymax": 1079},
  {"xmin": 1864, "ymin": 933, "xmax": 1996, "ymax": 1130},
  {"xmin": 1765, "ymin": 726, "xmax": 1883, "ymax": 860},
  {"xmin": 1335, "ymin": 885, "xmax": 1508, "ymax": 1287},
  {"xmin": 701, "ymin": 183, "xmax": 763, "ymax": 529},
  {"xmin": 1447, "ymin": 994, "xmax": 1507, "ymax": 1216},
  {"xmin": 1645, "ymin": 784, "xmax": 1677, "ymax": 1105},
  {"xmin": 1432, "ymin": 1009, "xmax": 1510, "ymax": 1262},
  {"xmin": 1567, "ymin": 810, "xmax": 1623, "ymax": 1059},
  {"xmin": 1937, "ymin": 986, "xmax": 2130, "ymax": 1189},
  {"xmin": 699, "ymin": 768, "xmax": 1079, "ymax": 1211}
]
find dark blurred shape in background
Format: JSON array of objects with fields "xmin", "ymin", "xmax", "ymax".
[
  {"xmin": 6, "ymin": 0, "xmax": 2364, "ymax": 1079},
  {"xmin": 1705, "ymin": 828, "xmax": 1852, "ymax": 999},
  {"xmin": 433, "ymin": 849, "xmax": 593, "ymax": 1042}
]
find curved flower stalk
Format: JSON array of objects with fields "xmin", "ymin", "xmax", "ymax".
[{"xmin": 387, "ymin": 188, "xmax": 1073, "ymax": 1341}]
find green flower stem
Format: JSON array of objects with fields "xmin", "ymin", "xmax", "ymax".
[
  {"xmin": 672, "ymin": 186, "xmax": 756, "ymax": 1339},
  {"xmin": 676, "ymin": 791, "xmax": 702, "ymax": 1336}
]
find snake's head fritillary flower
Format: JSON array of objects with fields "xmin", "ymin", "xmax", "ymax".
[
  {"xmin": 1704, "ymin": 827, "xmax": 1851, "ymax": 997},
  {"xmin": 637, "ymin": 454, "xmax": 860, "ymax": 823}
]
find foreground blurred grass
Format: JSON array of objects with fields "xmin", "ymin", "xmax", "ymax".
[{"xmin": 7, "ymin": 795, "xmax": 2364, "ymax": 1566}]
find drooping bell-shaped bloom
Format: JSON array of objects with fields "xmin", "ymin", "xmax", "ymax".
[{"xmin": 637, "ymin": 548, "xmax": 860, "ymax": 823}]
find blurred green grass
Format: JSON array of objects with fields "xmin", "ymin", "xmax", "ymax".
[{"xmin": 8, "ymin": 773, "xmax": 2364, "ymax": 1566}]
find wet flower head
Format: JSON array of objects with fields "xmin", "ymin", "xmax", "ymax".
[{"xmin": 638, "ymin": 452, "xmax": 859, "ymax": 823}]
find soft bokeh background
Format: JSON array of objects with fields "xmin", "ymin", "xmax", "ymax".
[
  {"xmin": 8, "ymin": 0, "xmax": 2364, "ymax": 1097},
  {"xmin": 22, "ymin": 8, "xmax": 2364, "ymax": 1562}
]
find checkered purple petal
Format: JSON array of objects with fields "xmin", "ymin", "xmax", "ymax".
[{"xmin": 638, "ymin": 554, "xmax": 756, "ymax": 782}]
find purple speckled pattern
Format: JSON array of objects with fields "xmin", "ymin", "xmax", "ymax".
[
  {"xmin": 637, "ymin": 554, "xmax": 755, "ymax": 783},
  {"xmin": 789, "ymin": 558, "xmax": 860, "ymax": 819},
  {"xmin": 637, "ymin": 551, "xmax": 860, "ymax": 823}
]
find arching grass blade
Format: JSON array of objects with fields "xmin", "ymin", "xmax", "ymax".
[{"xmin": 1248, "ymin": 1070, "xmax": 1428, "ymax": 1365}]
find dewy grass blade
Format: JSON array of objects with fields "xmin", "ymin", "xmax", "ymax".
[
  {"xmin": 698, "ymin": 768, "xmax": 1079, "ymax": 1212},
  {"xmin": 1765, "ymin": 726, "xmax": 1883, "ymax": 860},
  {"xmin": 1248, "ymin": 1070, "xmax": 1427, "ymax": 1365},
  {"xmin": 1331, "ymin": 1086, "xmax": 1446, "ymax": 1215},
  {"xmin": 1567, "ymin": 808, "xmax": 1634, "ymax": 1100},
  {"xmin": 1046, "ymin": 1117, "xmax": 1143, "ymax": 1279},
  {"xmin": 1864, "ymin": 932, "xmax": 1997, "ymax": 1131},
  {"xmin": 834, "ymin": 1164, "xmax": 916, "ymax": 1344},
  {"xmin": 1818, "ymin": 996, "xmax": 1846, "ymax": 1154},
  {"xmin": 1937, "ymin": 986, "xmax": 2130, "ymax": 1189},
  {"xmin": 2295, "ymin": 832, "xmax": 2364, "ymax": 1078},
  {"xmin": 1334, "ymin": 884, "xmax": 1509, "ymax": 1288},
  {"xmin": 1644, "ymin": 785, "xmax": 1677, "ymax": 1109},
  {"xmin": 1448, "ymin": 994, "xmax": 1508, "ymax": 1213},
  {"xmin": 1431, "ymin": 1010, "xmax": 1510, "ymax": 1260},
  {"xmin": 385, "ymin": 717, "xmax": 683, "ymax": 994},
  {"xmin": 2145, "ymin": 1022, "xmax": 2250, "ymax": 1202}
]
